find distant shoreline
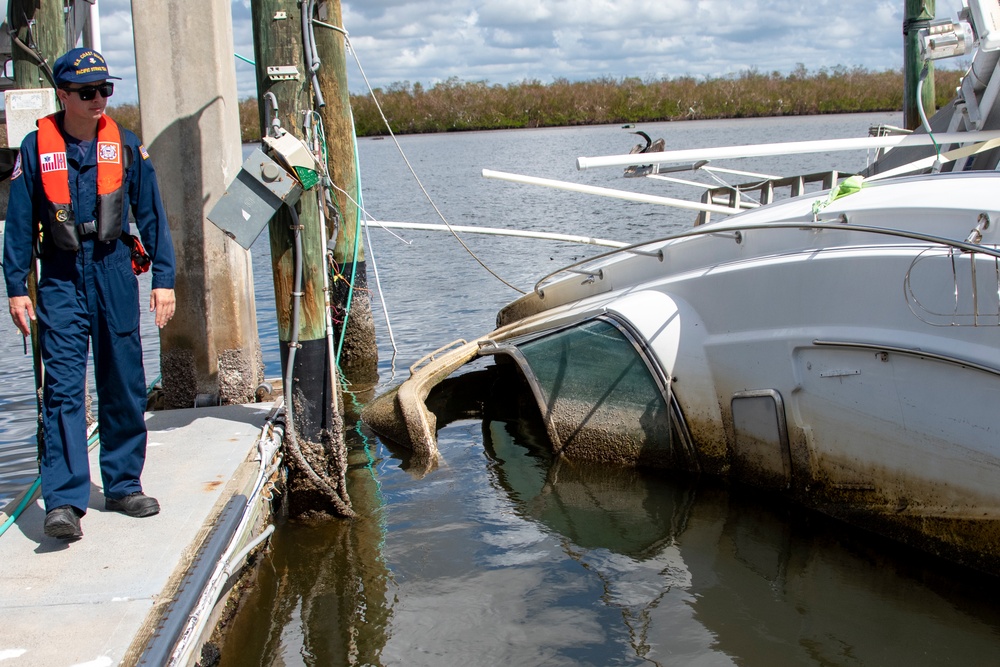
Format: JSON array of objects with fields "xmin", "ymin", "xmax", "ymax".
[{"xmin": 105, "ymin": 67, "xmax": 961, "ymax": 143}]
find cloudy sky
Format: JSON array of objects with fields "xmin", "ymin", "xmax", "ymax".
[{"xmin": 9, "ymin": 0, "xmax": 971, "ymax": 104}]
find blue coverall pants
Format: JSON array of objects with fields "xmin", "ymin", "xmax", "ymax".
[{"xmin": 37, "ymin": 236, "xmax": 147, "ymax": 513}]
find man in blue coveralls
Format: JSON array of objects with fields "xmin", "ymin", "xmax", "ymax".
[{"xmin": 3, "ymin": 48, "xmax": 176, "ymax": 540}]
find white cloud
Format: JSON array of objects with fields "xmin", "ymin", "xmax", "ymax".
[{"xmin": 1, "ymin": 0, "xmax": 972, "ymax": 106}]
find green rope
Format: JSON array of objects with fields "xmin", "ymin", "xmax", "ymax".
[
  {"xmin": 334, "ymin": 107, "xmax": 365, "ymax": 366},
  {"xmin": 0, "ymin": 427, "xmax": 100, "ymax": 538},
  {"xmin": 0, "ymin": 478, "xmax": 41, "ymax": 537},
  {"xmin": 0, "ymin": 374, "xmax": 163, "ymax": 538}
]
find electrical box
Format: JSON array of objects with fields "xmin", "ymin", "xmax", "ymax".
[
  {"xmin": 4, "ymin": 88, "xmax": 57, "ymax": 148},
  {"xmin": 262, "ymin": 132, "xmax": 320, "ymax": 189},
  {"xmin": 262, "ymin": 132, "xmax": 317, "ymax": 174},
  {"xmin": 207, "ymin": 147, "xmax": 303, "ymax": 249},
  {"xmin": 968, "ymin": 0, "xmax": 1000, "ymax": 51}
]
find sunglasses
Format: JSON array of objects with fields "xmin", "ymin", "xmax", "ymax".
[{"xmin": 61, "ymin": 82, "xmax": 114, "ymax": 101}]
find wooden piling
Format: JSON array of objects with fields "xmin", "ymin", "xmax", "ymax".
[
  {"xmin": 313, "ymin": 0, "xmax": 379, "ymax": 385},
  {"xmin": 251, "ymin": 0, "xmax": 352, "ymax": 517},
  {"xmin": 903, "ymin": 0, "xmax": 936, "ymax": 130},
  {"xmin": 9, "ymin": 0, "xmax": 62, "ymax": 90},
  {"xmin": 8, "ymin": 0, "xmax": 63, "ymax": 463}
]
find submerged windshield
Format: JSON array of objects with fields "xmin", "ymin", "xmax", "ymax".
[{"xmin": 511, "ymin": 318, "xmax": 681, "ymax": 468}]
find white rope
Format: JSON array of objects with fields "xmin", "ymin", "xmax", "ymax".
[
  {"xmin": 349, "ymin": 111, "xmax": 399, "ymax": 355},
  {"xmin": 344, "ymin": 35, "xmax": 527, "ymax": 295},
  {"xmin": 368, "ymin": 220, "xmax": 627, "ymax": 247},
  {"xmin": 362, "ymin": 215, "xmax": 398, "ymax": 354}
]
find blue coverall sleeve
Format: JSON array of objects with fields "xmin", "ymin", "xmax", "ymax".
[
  {"xmin": 126, "ymin": 133, "xmax": 176, "ymax": 290},
  {"xmin": 3, "ymin": 135, "xmax": 40, "ymax": 298}
]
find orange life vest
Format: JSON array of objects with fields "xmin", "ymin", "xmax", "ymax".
[{"xmin": 37, "ymin": 112, "xmax": 125, "ymax": 251}]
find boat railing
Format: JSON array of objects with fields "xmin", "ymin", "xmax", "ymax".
[
  {"xmin": 534, "ymin": 219, "xmax": 1000, "ymax": 303},
  {"xmin": 906, "ymin": 245, "xmax": 1000, "ymax": 326},
  {"xmin": 695, "ymin": 171, "xmax": 846, "ymax": 227}
]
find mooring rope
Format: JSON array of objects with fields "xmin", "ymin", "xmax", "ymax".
[{"xmin": 338, "ymin": 30, "xmax": 527, "ymax": 295}]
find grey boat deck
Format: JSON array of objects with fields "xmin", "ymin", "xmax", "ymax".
[{"xmin": 0, "ymin": 403, "xmax": 275, "ymax": 666}]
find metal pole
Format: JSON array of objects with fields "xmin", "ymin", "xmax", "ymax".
[{"xmin": 904, "ymin": 0, "xmax": 936, "ymax": 130}]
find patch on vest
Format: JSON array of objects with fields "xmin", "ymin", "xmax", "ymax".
[
  {"xmin": 40, "ymin": 152, "xmax": 67, "ymax": 173},
  {"xmin": 98, "ymin": 142, "xmax": 120, "ymax": 164},
  {"xmin": 139, "ymin": 144, "xmax": 149, "ymax": 160},
  {"xmin": 55, "ymin": 209, "xmax": 69, "ymax": 222}
]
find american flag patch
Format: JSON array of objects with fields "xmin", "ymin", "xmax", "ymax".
[
  {"xmin": 40, "ymin": 151, "xmax": 67, "ymax": 173},
  {"xmin": 139, "ymin": 144, "xmax": 150, "ymax": 160}
]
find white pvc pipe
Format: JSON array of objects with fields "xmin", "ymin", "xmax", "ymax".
[
  {"xmin": 86, "ymin": 0, "xmax": 101, "ymax": 51},
  {"xmin": 369, "ymin": 219, "xmax": 629, "ymax": 248},
  {"xmin": 866, "ymin": 137, "xmax": 1000, "ymax": 181},
  {"xmin": 576, "ymin": 130, "xmax": 1000, "ymax": 170},
  {"xmin": 482, "ymin": 169, "xmax": 739, "ymax": 215},
  {"xmin": 645, "ymin": 174, "xmax": 715, "ymax": 189},
  {"xmin": 701, "ymin": 165, "xmax": 780, "ymax": 179}
]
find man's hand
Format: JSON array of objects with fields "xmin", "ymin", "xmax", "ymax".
[
  {"xmin": 8, "ymin": 295, "xmax": 35, "ymax": 337},
  {"xmin": 150, "ymin": 288, "xmax": 176, "ymax": 329}
]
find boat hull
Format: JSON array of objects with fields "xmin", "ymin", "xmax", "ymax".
[{"xmin": 364, "ymin": 171, "xmax": 1000, "ymax": 571}]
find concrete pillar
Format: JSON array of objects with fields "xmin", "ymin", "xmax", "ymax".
[{"xmin": 131, "ymin": 0, "xmax": 263, "ymax": 408}]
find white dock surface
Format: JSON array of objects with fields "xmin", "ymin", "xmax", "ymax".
[{"xmin": 0, "ymin": 403, "xmax": 274, "ymax": 667}]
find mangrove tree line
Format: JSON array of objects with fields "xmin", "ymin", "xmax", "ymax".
[{"xmin": 108, "ymin": 66, "xmax": 963, "ymax": 142}]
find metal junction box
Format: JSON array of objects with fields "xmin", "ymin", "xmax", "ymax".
[
  {"xmin": 208, "ymin": 147, "xmax": 303, "ymax": 249},
  {"xmin": 5, "ymin": 88, "xmax": 57, "ymax": 148}
]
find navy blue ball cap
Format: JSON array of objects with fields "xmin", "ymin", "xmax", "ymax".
[{"xmin": 52, "ymin": 48, "xmax": 121, "ymax": 86}]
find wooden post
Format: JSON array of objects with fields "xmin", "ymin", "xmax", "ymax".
[
  {"xmin": 313, "ymin": 0, "xmax": 379, "ymax": 385},
  {"xmin": 252, "ymin": 0, "xmax": 333, "ymax": 438},
  {"xmin": 251, "ymin": 0, "xmax": 353, "ymax": 518},
  {"xmin": 8, "ymin": 0, "xmax": 63, "ymax": 462},
  {"xmin": 9, "ymin": 0, "xmax": 62, "ymax": 91},
  {"xmin": 132, "ymin": 0, "xmax": 264, "ymax": 408},
  {"xmin": 904, "ymin": 0, "xmax": 936, "ymax": 130}
]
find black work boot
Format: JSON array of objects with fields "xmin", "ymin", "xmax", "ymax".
[
  {"xmin": 44, "ymin": 506, "xmax": 83, "ymax": 540},
  {"xmin": 105, "ymin": 492, "xmax": 160, "ymax": 517}
]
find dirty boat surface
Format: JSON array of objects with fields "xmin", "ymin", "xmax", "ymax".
[
  {"xmin": 363, "ymin": 168, "xmax": 1000, "ymax": 572},
  {"xmin": 0, "ymin": 403, "xmax": 278, "ymax": 666}
]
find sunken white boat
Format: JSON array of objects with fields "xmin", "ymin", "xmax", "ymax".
[{"xmin": 364, "ymin": 4, "xmax": 1000, "ymax": 572}]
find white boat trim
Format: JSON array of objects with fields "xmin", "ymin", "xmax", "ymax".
[
  {"xmin": 482, "ymin": 169, "xmax": 741, "ymax": 214},
  {"xmin": 576, "ymin": 130, "xmax": 1000, "ymax": 170},
  {"xmin": 812, "ymin": 339, "xmax": 1000, "ymax": 377}
]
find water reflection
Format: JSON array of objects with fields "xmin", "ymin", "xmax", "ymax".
[
  {"xmin": 229, "ymin": 369, "xmax": 1000, "ymax": 666},
  {"xmin": 219, "ymin": 424, "xmax": 393, "ymax": 667},
  {"xmin": 484, "ymin": 410, "xmax": 1000, "ymax": 666}
]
